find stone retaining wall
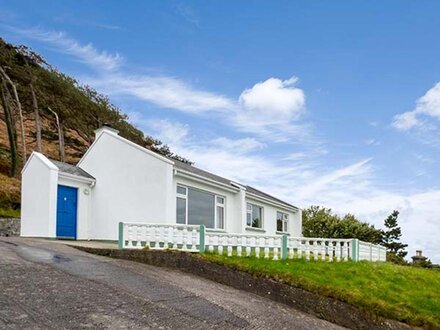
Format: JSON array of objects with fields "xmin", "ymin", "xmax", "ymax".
[{"xmin": 0, "ymin": 218, "xmax": 20, "ymax": 237}]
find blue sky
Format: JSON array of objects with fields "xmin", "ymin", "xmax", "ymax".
[{"xmin": 1, "ymin": 1, "xmax": 440, "ymax": 262}]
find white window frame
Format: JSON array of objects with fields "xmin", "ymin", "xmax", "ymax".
[
  {"xmin": 176, "ymin": 184, "xmax": 226, "ymax": 230},
  {"xmin": 246, "ymin": 203, "xmax": 264, "ymax": 229},
  {"xmin": 276, "ymin": 211, "xmax": 289, "ymax": 233},
  {"xmin": 176, "ymin": 185, "xmax": 188, "ymax": 225},
  {"xmin": 215, "ymin": 196, "xmax": 225, "ymax": 230}
]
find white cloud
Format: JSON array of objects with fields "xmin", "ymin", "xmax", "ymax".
[
  {"xmin": 392, "ymin": 111, "xmax": 421, "ymax": 130},
  {"xmin": 238, "ymin": 77, "xmax": 305, "ymax": 124},
  {"xmin": 393, "ymin": 82, "xmax": 440, "ymax": 131},
  {"xmin": 9, "ymin": 27, "xmax": 122, "ymax": 71},
  {"xmin": 92, "ymin": 73, "xmax": 236, "ymax": 114},
  {"xmin": 210, "ymin": 137, "xmax": 266, "ymax": 154},
  {"xmin": 365, "ymin": 138, "xmax": 381, "ymax": 146}
]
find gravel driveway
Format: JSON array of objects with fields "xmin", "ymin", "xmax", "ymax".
[{"xmin": 0, "ymin": 237, "xmax": 344, "ymax": 329}]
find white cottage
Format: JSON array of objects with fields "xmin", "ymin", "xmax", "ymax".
[{"xmin": 21, "ymin": 125, "xmax": 302, "ymax": 241}]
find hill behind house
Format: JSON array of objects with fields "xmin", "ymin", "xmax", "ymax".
[{"xmin": 0, "ymin": 37, "xmax": 183, "ymax": 214}]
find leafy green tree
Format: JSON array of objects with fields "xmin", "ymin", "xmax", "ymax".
[
  {"xmin": 302, "ymin": 206, "xmax": 382, "ymax": 243},
  {"xmin": 381, "ymin": 210, "xmax": 408, "ymax": 263}
]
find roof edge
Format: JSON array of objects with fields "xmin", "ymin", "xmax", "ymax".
[
  {"xmin": 78, "ymin": 130, "xmax": 174, "ymax": 166},
  {"xmin": 175, "ymin": 169, "xmax": 240, "ymax": 193},
  {"xmin": 21, "ymin": 152, "xmax": 59, "ymax": 175}
]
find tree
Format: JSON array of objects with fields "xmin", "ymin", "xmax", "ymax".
[
  {"xmin": 0, "ymin": 78, "xmax": 18, "ymax": 176},
  {"xmin": 381, "ymin": 210, "xmax": 408, "ymax": 263},
  {"xmin": 0, "ymin": 66, "xmax": 27, "ymax": 164},
  {"xmin": 47, "ymin": 107, "xmax": 65, "ymax": 162},
  {"xmin": 16, "ymin": 45, "xmax": 47, "ymax": 153},
  {"xmin": 302, "ymin": 206, "xmax": 382, "ymax": 243}
]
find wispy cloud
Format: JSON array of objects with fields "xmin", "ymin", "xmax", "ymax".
[
  {"xmin": 8, "ymin": 26, "xmax": 123, "ymax": 71},
  {"xmin": 173, "ymin": 3, "xmax": 200, "ymax": 27},
  {"xmin": 92, "ymin": 73, "xmax": 235, "ymax": 114}
]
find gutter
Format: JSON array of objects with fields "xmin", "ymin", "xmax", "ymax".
[
  {"xmin": 174, "ymin": 169, "xmax": 240, "ymax": 193},
  {"xmin": 246, "ymin": 192, "xmax": 299, "ymax": 212},
  {"xmin": 58, "ymin": 172, "xmax": 96, "ymax": 187}
]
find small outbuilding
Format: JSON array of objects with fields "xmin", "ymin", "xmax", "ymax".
[{"xmin": 21, "ymin": 153, "xmax": 95, "ymax": 239}]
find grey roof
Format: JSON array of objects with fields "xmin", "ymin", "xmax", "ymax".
[
  {"xmin": 172, "ymin": 158, "xmax": 297, "ymax": 209},
  {"xmin": 49, "ymin": 159, "xmax": 95, "ymax": 180}
]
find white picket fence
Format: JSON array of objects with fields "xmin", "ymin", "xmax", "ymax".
[
  {"xmin": 288, "ymin": 237, "xmax": 352, "ymax": 262},
  {"xmin": 118, "ymin": 222, "xmax": 386, "ymax": 262},
  {"xmin": 358, "ymin": 240, "xmax": 387, "ymax": 262},
  {"xmin": 119, "ymin": 222, "xmax": 201, "ymax": 252},
  {"xmin": 205, "ymin": 232, "xmax": 284, "ymax": 260}
]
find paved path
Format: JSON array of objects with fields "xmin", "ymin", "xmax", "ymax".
[{"xmin": 0, "ymin": 237, "xmax": 344, "ymax": 329}]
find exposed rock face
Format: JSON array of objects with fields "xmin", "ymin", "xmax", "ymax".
[{"xmin": 0, "ymin": 218, "xmax": 20, "ymax": 237}]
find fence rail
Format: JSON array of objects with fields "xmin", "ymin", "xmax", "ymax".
[{"xmin": 119, "ymin": 222, "xmax": 386, "ymax": 262}]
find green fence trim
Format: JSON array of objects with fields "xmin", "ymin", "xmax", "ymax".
[
  {"xmin": 282, "ymin": 235, "xmax": 288, "ymax": 260},
  {"xmin": 351, "ymin": 238, "xmax": 359, "ymax": 262},
  {"xmin": 199, "ymin": 225, "xmax": 206, "ymax": 253},
  {"xmin": 118, "ymin": 222, "xmax": 123, "ymax": 249}
]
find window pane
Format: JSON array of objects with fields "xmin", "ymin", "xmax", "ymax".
[
  {"xmin": 251, "ymin": 205, "xmax": 262, "ymax": 228},
  {"xmin": 176, "ymin": 197, "xmax": 186, "ymax": 224},
  {"xmin": 217, "ymin": 206, "xmax": 224, "ymax": 229},
  {"xmin": 277, "ymin": 219, "xmax": 283, "ymax": 232},
  {"xmin": 216, "ymin": 196, "xmax": 224, "ymax": 204},
  {"xmin": 177, "ymin": 186, "xmax": 186, "ymax": 195},
  {"xmin": 188, "ymin": 188, "xmax": 215, "ymax": 228},
  {"xmin": 246, "ymin": 212, "xmax": 252, "ymax": 226},
  {"xmin": 277, "ymin": 212, "xmax": 282, "ymax": 221}
]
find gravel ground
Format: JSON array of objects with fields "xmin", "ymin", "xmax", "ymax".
[{"xmin": 0, "ymin": 237, "xmax": 344, "ymax": 329}]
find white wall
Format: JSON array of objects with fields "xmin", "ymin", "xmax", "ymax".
[
  {"xmin": 173, "ymin": 175, "xmax": 241, "ymax": 232},
  {"xmin": 57, "ymin": 177, "xmax": 92, "ymax": 240},
  {"xmin": 245, "ymin": 195, "xmax": 302, "ymax": 237},
  {"xmin": 79, "ymin": 131, "xmax": 174, "ymax": 240},
  {"xmin": 21, "ymin": 153, "xmax": 58, "ymax": 238}
]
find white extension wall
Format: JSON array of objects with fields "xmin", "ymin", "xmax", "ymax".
[
  {"xmin": 21, "ymin": 152, "xmax": 58, "ymax": 238},
  {"xmin": 78, "ymin": 130, "xmax": 175, "ymax": 240}
]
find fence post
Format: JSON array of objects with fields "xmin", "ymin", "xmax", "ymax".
[
  {"xmin": 118, "ymin": 222, "xmax": 124, "ymax": 249},
  {"xmin": 351, "ymin": 239, "xmax": 359, "ymax": 262},
  {"xmin": 282, "ymin": 235, "xmax": 288, "ymax": 260},
  {"xmin": 199, "ymin": 225, "xmax": 206, "ymax": 253}
]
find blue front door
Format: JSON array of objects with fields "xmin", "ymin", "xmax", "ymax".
[{"xmin": 56, "ymin": 185, "xmax": 78, "ymax": 239}]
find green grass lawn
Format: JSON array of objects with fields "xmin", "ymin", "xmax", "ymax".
[{"xmin": 202, "ymin": 254, "xmax": 440, "ymax": 328}]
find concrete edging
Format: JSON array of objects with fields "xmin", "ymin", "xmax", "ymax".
[{"xmin": 74, "ymin": 247, "xmax": 411, "ymax": 330}]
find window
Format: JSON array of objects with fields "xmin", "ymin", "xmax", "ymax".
[
  {"xmin": 216, "ymin": 196, "xmax": 225, "ymax": 230},
  {"xmin": 176, "ymin": 185, "xmax": 225, "ymax": 229},
  {"xmin": 277, "ymin": 211, "xmax": 289, "ymax": 232},
  {"xmin": 246, "ymin": 203, "xmax": 263, "ymax": 228},
  {"xmin": 176, "ymin": 186, "xmax": 187, "ymax": 224}
]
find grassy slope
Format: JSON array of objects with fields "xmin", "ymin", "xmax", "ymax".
[
  {"xmin": 0, "ymin": 172, "xmax": 20, "ymax": 217},
  {"xmin": 202, "ymin": 254, "xmax": 440, "ymax": 328}
]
